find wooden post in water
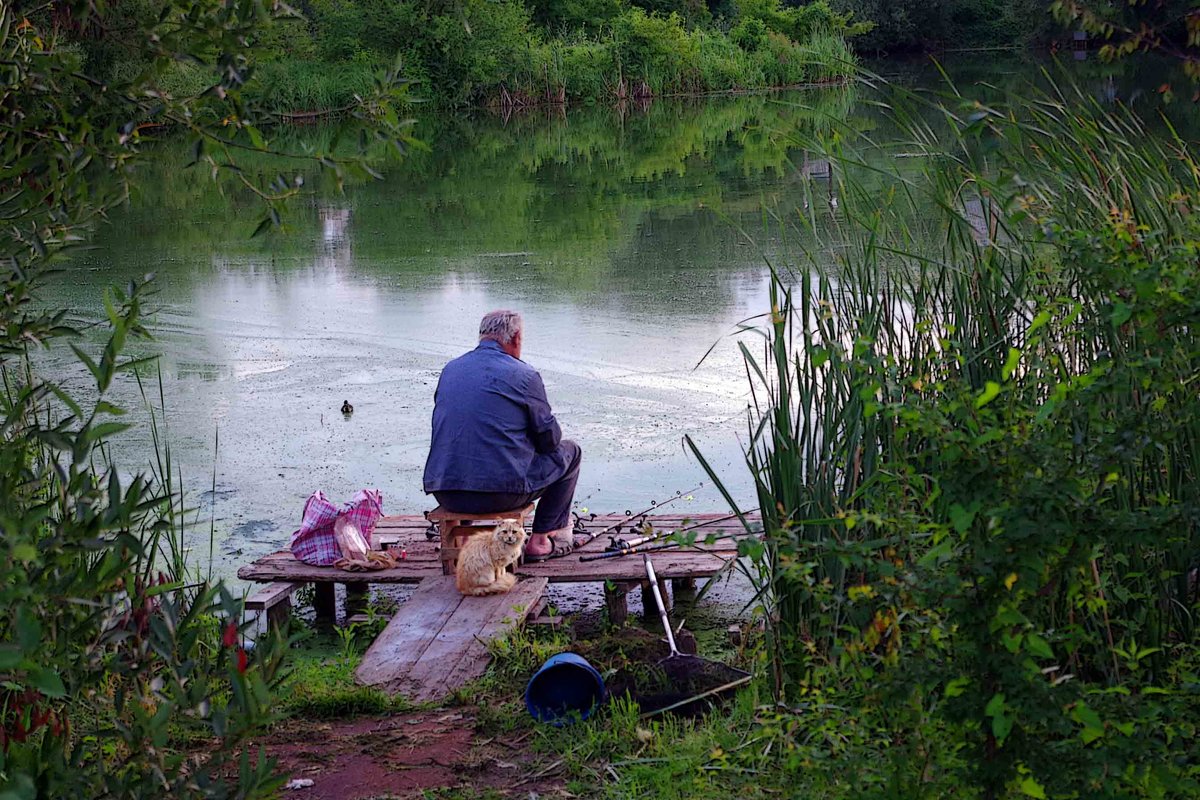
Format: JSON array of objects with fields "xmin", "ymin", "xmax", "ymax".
[
  {"xmin": 604, "ymin": 581, "xmax": 635, "ymax": 627},
  {"xmin": 313, "ymin": 582, "xmax": 336, "ymax": 625},
  {"xmin": 345, "ymin": 583, "xmax": 369, "ymax": 617}
]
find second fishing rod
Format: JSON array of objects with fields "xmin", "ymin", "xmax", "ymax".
[
  {"xmin": 572, "ymin": 482, "xmax": 706, "ymax": 549},
  {"xmin": 578, "ymin": 510, "xmax": 758, "ymax": 562}
]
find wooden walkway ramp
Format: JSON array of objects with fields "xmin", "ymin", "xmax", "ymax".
[{"xmin": 355, "ymin": 576, "xmax": 547, "ymax": 702}]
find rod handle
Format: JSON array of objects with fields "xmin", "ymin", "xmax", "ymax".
[{"xmin": 578, "ymin": 549, "xmax": 626, "ymax": 562}]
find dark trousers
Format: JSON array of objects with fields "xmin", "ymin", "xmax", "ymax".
[{"xmin": 433, "ymin": 440, "xmax": 582, "ymax": 534}]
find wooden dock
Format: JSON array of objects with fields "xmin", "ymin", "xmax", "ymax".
[
  {"xmin": 355, "ymin": 576, "xmax": 548, "ymax": 702},
  {"xmin": 238, "ymin": 512, "xmax": 755, "ymax": 701},
  {"xmin": 238, "ymin": 512, "xmax": 749, "ymax": 586}
]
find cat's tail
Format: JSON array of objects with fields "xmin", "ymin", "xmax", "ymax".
[
  {"xmin": 458, "ymin": 573, "xmax": 517, "ymax": 596},
  {"xmin": 459, "ymin": 583, "xmax": 506, "ymax": 596}
]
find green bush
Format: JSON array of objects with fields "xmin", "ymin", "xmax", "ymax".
[
  {"xmin": 529, "ymin": 0, "xmax": 627, "ymax": 34},
  {"xmin": 630, "ymin": 0, "xmax": 711, "ymax": 27},
  {"xmin": 698, "ymin": 30, "xmax": 763, "ymax": 90},
  {"xmin": 740, "ymin": 0, "xmax": 872, "ymax": 41},
  {"xmin": 428, "ymin": 0, "xmax": 541, "ymax": 102},
  {"xmin": 730, "ymin": 17, "xmax": 769, "ymax": 51},
  {"xmin": 558, "ymin": 40, "xmax": 619, "ymax": 99},
  {"xmin": 250, "ymin": 14, "xmax": 320, "ymax": 62},
  {"xmin": 2, "ymin": 5, "xmax": 415, "ymax": 791},
  {"xmin": 305, "ymin": 0, "xmax": 373, "ymax": 62},
  {"xmin": 833, "ymin": 0, "xmax": 1051, "ymax": 52},
  {"xmin": 145, "ymin": 0, "xmax": 863, "ymax": 109},
  {"xmin": 797, "ymin": 29, "xmax": 857, "ymax": 82},
  {"xmin": 613, "ymin": 9, "xmax": 699, "ymax": 91}
]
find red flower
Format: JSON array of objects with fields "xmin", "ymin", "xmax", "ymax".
[
  {"xmin": 222, "ymin": 621, "xmax": 238, "ymax": 648},
  {"xmin": 236, "ymin": 648, "xmax": 249, "ymax": 675},
  {"xmin": 31, "ymin": 706, "xmax": 51, "ymax": 731}
]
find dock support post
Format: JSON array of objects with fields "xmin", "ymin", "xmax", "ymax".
[
  {"xmin": 345, "ymin": 583, "xmax": 368, "ymax": 617},
  {"xmin": 313, "ymin": 582, "xmax": 336, "ymax": 625},
  {"xmin": 671, "ymin": 577, "xmax": 696, "ymax": 595},
  {"xmin": 640, "ymin": 577, "xmax": 671, "ymax": 620},
  {"xmin": 604, "ymin": 581, "xmax": 634, "ymax": 628}
]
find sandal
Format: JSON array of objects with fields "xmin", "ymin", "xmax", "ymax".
[{"xmin": 524, "ymin": 531, "xmax": 586, "ymax": 563}]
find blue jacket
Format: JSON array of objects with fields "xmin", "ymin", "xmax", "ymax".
[{"xmin": 423, "ymin": 340, "xmax": 564, "ymax": 494}]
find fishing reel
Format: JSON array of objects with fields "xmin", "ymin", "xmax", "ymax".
[
  {"xmin": 604, "ymin": 515, "xmax": 652, "ymax": 551},
  {"xmin": 571, "ymin": 511, "xmax": 596, "ymax": 537}
]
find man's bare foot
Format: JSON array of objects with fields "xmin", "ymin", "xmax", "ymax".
[
  {"xmin": 524, "ymin": 533, "xmax": 554, "ymax": 559},
  {"xmin": 524, "ymin": 527, "xmax": 582, "ymax": 561}
]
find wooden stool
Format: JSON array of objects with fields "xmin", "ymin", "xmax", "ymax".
[{"xmin": 426, "ymin": 504, "xmax": 535, "ymax": 576}]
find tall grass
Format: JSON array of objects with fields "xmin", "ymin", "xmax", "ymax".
[
  {"xmin": 0, "ymin": 273, "xmax": 291, "ymax": 796},
  {"xmin": 249, "ymin": 60, "xmax": 381, "ymax": 113},
  {"xmin": 694, "ymin": 71, "xmax": 1200, "ymax": 794}
]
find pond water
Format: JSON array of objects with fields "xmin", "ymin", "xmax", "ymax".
[{"xmin": 43, "ymin": 55, "xmax": 1195, "ymax": 593}]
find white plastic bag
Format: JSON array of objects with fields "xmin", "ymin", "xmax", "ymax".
[{"xmin": 333, "ymin": 515, "xmax": 369, "ymax": 561}]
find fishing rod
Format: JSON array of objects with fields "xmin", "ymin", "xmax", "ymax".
[
  {"xmin": 574, "ymin": 482, "xmax": 706, "ymax": 549},
  {"xmin": 578, "ymin": 529, "xmax": 751, "ymax": 562},
  {"xmin": 579, "ymin": 511, "xmax": 758, "ymax": 562},
  {"xmin": 603, "ymin": 509, "xmax": 755, "ymax": 552}
]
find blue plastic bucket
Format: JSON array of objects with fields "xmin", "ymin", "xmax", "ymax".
[{"xmin": 525, "ymin": 652, "xmax": 606, "ymax": 725}]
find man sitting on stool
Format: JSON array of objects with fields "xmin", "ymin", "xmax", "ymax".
[{"xmin": 423, "ymin": 309, "xmax": 584, "ymax": 561}]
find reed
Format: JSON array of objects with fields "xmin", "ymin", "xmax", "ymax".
[{"xmin": 694, "ymin": 68, "xmax": 1200, "ymax": 792}]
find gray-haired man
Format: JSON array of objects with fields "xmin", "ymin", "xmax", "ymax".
[{"xmin": 422, "ymin": 310, "xmax": 584, "ymax": 560}]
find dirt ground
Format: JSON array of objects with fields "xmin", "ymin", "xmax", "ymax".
[{"xmin": 258, "ymin": 710, "xmax": 565, "ymax": 799}]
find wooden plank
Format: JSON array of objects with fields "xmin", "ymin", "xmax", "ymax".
[
  {"xmin": 245, "ymin": 581, "xmax": 298, "ymax": 630},
  {"xmin": 238, "ymin": 553, "xmax": 440, "ymax": 584},
  {"xmin": 515, "ymin": 550, "xmax": 736, "ymax": 582},
  {"xmin": 399, "ymin": 580, "xmax": 530, "ymax": 696},
  {"xmin": 238, "ymin": 547, "xmax": 737, "ymax": 585},
  {"xmin": 425, "ymin": 503, "xmax": 534, "ymax": 522},
  {"xmin": 356, "ymin": 578, "xmax": 464, "ymax": 687},
  {"xmin": 239, "ymin": 512, "xmax": 755, "ymax": 587},
  {"xmin": 432, "ymin": 577, "xmax": 547, "ymax": 699},
  {"xmin": 404, "ymin": 578, "xmax": 548, "ymax": 703},
  {"xmin": 244, "ymin": 581, "xmax": 298, "ymax": 610}
]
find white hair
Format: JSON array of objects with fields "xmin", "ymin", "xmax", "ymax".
[{"xmin": 478, "ymin": 309, "xmax": 523, "ymax": 345}]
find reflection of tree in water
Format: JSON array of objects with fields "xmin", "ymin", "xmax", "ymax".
[
  {"xmin": 78, "ymin": 63, "xmax": 1200, "ymax": 306},
  {"xmin": 341, "ymin": 87, "xmax": 860, "ymax": 295},
  {"xmin": 317, "ymin": 205, "xmax": 352, "ymax": 271}
]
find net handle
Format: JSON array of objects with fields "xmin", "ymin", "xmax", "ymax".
[{"xmin": 643, "ymin": 554, "xmax": 679, "ymax": 657}]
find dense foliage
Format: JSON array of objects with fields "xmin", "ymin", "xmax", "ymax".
[
  {"xmin": 832, "ymin": 0, "xmax": 1199, "ymax": 55},
  {"xmin": 53, "ymin": 0, "xmax": 862, "ymax": 109},
  {"xmin": 691, "ymin": 76, "xmax": 1200, "ymax": 797},
  {"xmin": 1, "ymin": 0, "xmax": 413, "ymax": 795},
  {"xmin": 832, "ymin": 0, "xmax": 1053, "ymax": 52},
  {"xmin": 1053, "ymin": 0, "xmax": 1200, "ymax": 87}
]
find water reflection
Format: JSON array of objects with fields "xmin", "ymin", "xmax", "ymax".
[{"xmin": 43, "ymin": 58, "xmax": 1196, "ymax": 583}]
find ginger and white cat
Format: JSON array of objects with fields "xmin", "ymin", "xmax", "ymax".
[{"xmin": 455, "ymin": 519, "xmax": 527, "ymax": 596}]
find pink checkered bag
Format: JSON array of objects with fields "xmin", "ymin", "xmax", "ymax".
[{"xmin": 290, "ymin": 489, "xmax": 384, "ymax": 566}]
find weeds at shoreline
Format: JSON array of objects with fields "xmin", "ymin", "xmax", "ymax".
[{"xmin": 687, "ymin": 69, "xmax": 1200, "ymax": 797}]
